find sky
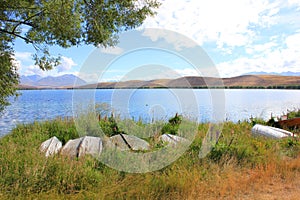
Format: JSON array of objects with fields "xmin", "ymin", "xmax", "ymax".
[{"xmin": 14, "ymin": 0, "xmax": 300, "ymax": 82}]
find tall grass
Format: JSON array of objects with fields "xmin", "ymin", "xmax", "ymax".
[{"xmin": 0, "ymin": 118, "xmax": 299, "ymax": 199}]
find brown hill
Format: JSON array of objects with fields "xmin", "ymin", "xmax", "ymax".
[
  {"xmin": 20, "ymin": 75, "xmax": 300, "ymax": 89},
  {"xmin": 86, "ymin": 75, "xmax": 299, "ymax": 88},
  {"xmin": 222, "ymin": 75, "xmax": 300, "ymax": 87}
]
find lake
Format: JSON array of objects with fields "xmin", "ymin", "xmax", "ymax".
[{"xmin": 0, "ymin": 89, "xmax": 299, "ymax": 136}]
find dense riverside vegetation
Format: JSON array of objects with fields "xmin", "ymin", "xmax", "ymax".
[{"xmin": 0, "ymin": 117, "xmax": 299, "ymax": 199}]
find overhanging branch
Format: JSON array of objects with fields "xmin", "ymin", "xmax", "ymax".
[
  {"xmin": 0, "ymin": 28, "xmax": 33, "ymax": 44},
  {"xmin": 0, "ymin": 18, "xmax": 34, "ymax": 27},
  {"xmin": 11, "ymin": 10, "xmax": 45, "ymax": 33}
]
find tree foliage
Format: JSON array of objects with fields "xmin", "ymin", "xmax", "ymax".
[
  {"xmin": 0, "ymin": 39, "xmax": 19, "ymax": 112},
  {"xmin": 0, "ymin": 0, "xmax": 160, "ymax": 111}
]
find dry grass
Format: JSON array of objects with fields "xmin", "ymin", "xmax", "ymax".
[
  {"xmin": 186, "ymin": 156, "xmax": 300, "ymax": 200},
  {"xmin": 223, "ymin": 75, "xmax": 300, "ymax": 87},
  {"xmin": 0, "ymin": 120, "xmax": 299, "ymax": 199},
  {"xmin": 25, "ymin": 155, "xmax": 299, "ymax": 200}
]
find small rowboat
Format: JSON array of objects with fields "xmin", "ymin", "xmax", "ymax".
[{"xmin": 252, "ymin": 124, "xmax": 295, "ymax": 139}]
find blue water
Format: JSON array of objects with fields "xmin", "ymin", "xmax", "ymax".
[{"xmin": 0, "ymin": 89, "xmax": 299, "ymax": 136}]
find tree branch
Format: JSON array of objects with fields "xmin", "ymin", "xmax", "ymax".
[
  {"xmin": 1, "ymin": 18, "xmax": 35, "ymax": 28},
  {"xmin": 11, "ymin": 10, "xmax": 45, "ymax": 33},
  {"xmin": 0, "ymin": 29, "xmax": 33, "ymax": 44}
]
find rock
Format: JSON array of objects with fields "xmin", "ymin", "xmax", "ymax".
[
  {"xmin": 61, "ymin": 136, "xmax": 103, "ymax": 158},
  {"xmin": 109, "ymin": 134, "xmax": 150, "ymax": 151},
  {"xmin": 40, "ymin": 136, "xmax": 62, "ymax": 157},
  {"xmin": 160, "ymin": 134, "xmax": 189, "ymax": 145}
]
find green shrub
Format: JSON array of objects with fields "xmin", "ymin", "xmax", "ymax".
[
  {"xmin": 250, "ymin": 117, "xmax": 267, "ymax": 126},
  {"xmin": 99, "ymin": 114, "xmax": 120, "ymax": 137},
  {"xmin": 287, "ymin": 109, "xmax": 300, "ymax": 119},
  {"xmin": 161, "ymin": 114, "xmax": 182, "ymax": 135},
  {"xmin": 280, "ymin": 138, "xmax": 300, "ymax": 158},
  {"xmin": 44, "ymin": 118, "xmax": 78, "ymax": 144}
]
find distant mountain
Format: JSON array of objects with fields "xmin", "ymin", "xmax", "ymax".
[
  {"xmin": 244, "ymin": 71, "xmax": 300, "ymax": 76},
  {"xmin": 20, "ymin": 74, "xmax": 87, "ymax": 88},
  {"xmin": 27, "ymin": 75, "xmax": 43, "ymax": 82},
  {"xmin": 20, "ymin": 75, "xmax": 42, "ymax": 85}
]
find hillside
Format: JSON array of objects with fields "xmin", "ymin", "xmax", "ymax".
[
  {"xmin": 18, "ymin": 74, "xmax": 300, "ymax": 89},
  {"xmin": 222, "ymin": 75, "xmax": 300, "ymax": 87},
  {"xmin": 77, "ymin": 75, "xmax": 300, "ymax": 89}
]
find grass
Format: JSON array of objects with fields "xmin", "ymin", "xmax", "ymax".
[
  {"xmin": 0, "ymin": 117, "xmax": 299, "ymax": 199},
  {"xmin": 287, "ymin": 109, "xmax": 300, "ymax": 119}
]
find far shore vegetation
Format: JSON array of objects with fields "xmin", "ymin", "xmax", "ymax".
[{"xmin": 0, "ymin": 110, "xmax": 299, "ymax": 199}]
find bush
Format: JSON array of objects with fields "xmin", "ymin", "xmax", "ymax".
[
  {"xmin": 287, "ymin": 109, "xmax": 300, "ymax": 119},
  {"xmin": 99, "ymin": 114, "xmax": 120, "ymax": 137},
  {"xmin": 161, "ymin": 114, "xmax": 182, "ymax": 135},
  {"xmin": 280, "ymin": 138, "xmax": 300, "ymax": 158}
]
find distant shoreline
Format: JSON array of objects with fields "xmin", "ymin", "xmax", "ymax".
[
  {"xmin": 18, "ymin": 85, "xmax": 300, "ymax": 90},
  {"xmin": 19, "ymin": 74, "xmax": 300, "ymax": 90}
]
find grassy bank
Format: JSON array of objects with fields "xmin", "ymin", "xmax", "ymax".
[{"xmin": 0, "ymin": 118, "xmax": 299, "ymax": 199}]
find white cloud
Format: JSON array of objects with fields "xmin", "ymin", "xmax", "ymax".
[
  {"xmin": 100, "ymin": 46, "xmax": 124, "ymax": 55},
  {"xmin": 175, "ymin": 68, "xmax": 199, "ymax": 77},
  {"xmin": 288, "ymin": 0, "xmax": 300, "ymax": 7},
  {"xmin": 144, "ymin": 0, "xmax": 298, "ymax": 54},
  {"xmin": 143, "ymin": 0, "xmax": 279, "ymax": 50},
  {"xmin": 14, "ymin": 52, "xmax": 32, "ymax": 71},
  {"xmin": 285, "ymin": 31, "xmax": 300, "ymax": 50},
  {"xmin": 11, "ymin": 57, "xmax": 21, "ymax": 71},
  {"xmin": 142, "ymin": 28, "xmax": 197, "ymax": 50},
  {"xmin": 217, "ymin": 33, "xmax": 300, "ymax": 77},
  {"xmin": 57, "ymin": 56, "xmax": 77, "ymax": 73},
  {"xmin": 23, "ymin": 65, "xmax": 47, "ymax": 76},
  {"xmin": 246, "ymin": 41, "xmax": 278, "ymax": 54},
  {"xmin": 15, "ymin": 52, "xmax": 32, "ymax": 61}
]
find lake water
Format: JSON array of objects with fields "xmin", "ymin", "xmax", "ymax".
[{"xmin": 0, "ymin": 89, "xmax": 299, "ymax": 136}]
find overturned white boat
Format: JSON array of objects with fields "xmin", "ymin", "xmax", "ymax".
[
  {"xmin": 109, "ymin": 134, "xmax": 150, "ymax": 151},
  {"xmin": 159, "ymin": 134, "xmax": 189, "ymax": 146},
  {"xmin": 251, "ymin": 124, "xmax": 295, "ymax": 139},
  {"xmin": 40, "ymin": 136, "xmax": 62, "ymax": 157},
  {"xmin": 60, "ymin": 136, "xmax": 103, "ymax": 158}
]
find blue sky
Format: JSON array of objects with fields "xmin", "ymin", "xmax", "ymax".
[{"xmin": 15, "ymin": 0, "xmax": 300, "ymax": 81}]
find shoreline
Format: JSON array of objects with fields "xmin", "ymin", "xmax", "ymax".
[{"xmin": 18, "ymin": 85, "xmax": 300, "ymax": 90}]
